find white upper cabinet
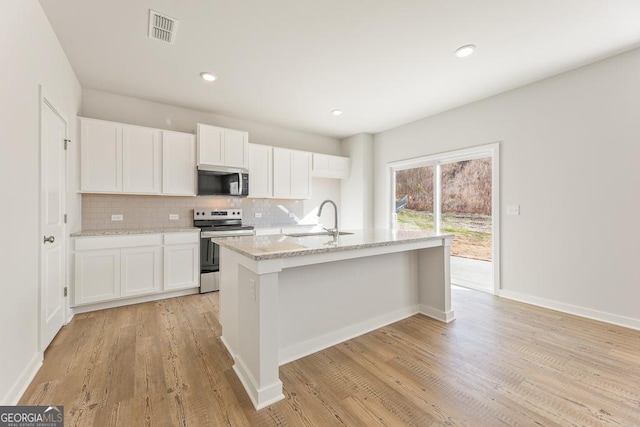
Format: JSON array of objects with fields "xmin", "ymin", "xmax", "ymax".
[
  {"xmin": 248, "ymin": 143, "xmax": 273, "ymax": 198},
  {"xmin": 197, "ymin": 123, "xmax": 249, "ymax": 169},
  {"xmin": 312, "ymin": 153, "xmax": 351, "ymax": 179},
  {"xmin": 79, "ymin": 118, "xmax": 196, "ymax": 196},
  {"xmin": 122, "ymin": 125, "xmax": 162, "ymax": 194},
  {"xmin": 225, "ymin": 128, "xmax": 249, "ymax": 168},
  {"xmin": 162, "ymin": 131, "xmax": 196, "ymax": 196},
  {"xmin": 197, "ymin": 124, "xmax": 224, "ymax": 165},
  {"xmin": 273, "ymin": 147, "xmax": 312, "ymax": 199},
  {"xmin": 80, "ymin": 118, "xmax": 123, "ymax": 192}
]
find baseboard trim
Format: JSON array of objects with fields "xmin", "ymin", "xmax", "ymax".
[
  {"xmin": 69, "ymin": 288, "xmax": 200, "ymax": 315},
  {"xmin": 2, "ymin": 351, "xmax": 43, "ymax": 405},
  {"xmin": 220, "ymin": 336, "xmax": 233, "ymax": 360},
  {"xmin": 233, "ymin": 356, "xmax": 284, "ymax": 410},
  {"xmin": 498, "ymin": 289, "xmax": 640, "ymax": 331},
  {"xmin": 278, "ymin": 306, "xmax": 418, "ymax": 366},
  {"xmin": 419, "ymin": 304, "xmax": 456, "ymax": 323}
]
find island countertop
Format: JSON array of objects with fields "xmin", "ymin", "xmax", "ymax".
[{"xmin": 213, "ymin": 228, "xmax": 453, "ymax": 261}]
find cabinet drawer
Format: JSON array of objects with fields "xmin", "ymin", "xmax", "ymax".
[
  {"xmin": 74, "ymin": 234, "xmax": 162, "ymax": 251},
  {"xmin": 164, "ymin": 232, "xmax": 200, "ymax": 245}
]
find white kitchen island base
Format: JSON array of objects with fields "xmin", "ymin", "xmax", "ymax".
[{"xmin": 216, "ymin": 230, "xmax": 454, "ymax": 409}]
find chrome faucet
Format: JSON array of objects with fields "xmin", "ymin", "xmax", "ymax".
[{"xmin": 317, "ymin": 199, "xmax": 339, "ymax": 239}]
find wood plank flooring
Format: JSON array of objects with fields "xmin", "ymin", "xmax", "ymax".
[{"xmin": 20, "ymin": 287, "xmax": 640, "ymax": 426}]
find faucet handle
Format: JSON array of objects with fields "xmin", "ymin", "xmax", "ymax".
[{"xmin": 323, "ymin": 227, "xmax": 338, "ymax": 237}]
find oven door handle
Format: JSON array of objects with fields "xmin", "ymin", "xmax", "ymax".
[{"xmin": 202, "ymin": 231, "xmax": 255, "ymax": 238}]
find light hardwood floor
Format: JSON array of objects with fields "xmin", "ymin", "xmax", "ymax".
[{"xmin": 21, "ymin": 287, "xmax": 640, "ymax": 426}]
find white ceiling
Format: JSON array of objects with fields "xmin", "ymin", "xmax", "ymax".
[{"xmin": 39, "ymin": 0, "xmax": 640, "ymax": 139}]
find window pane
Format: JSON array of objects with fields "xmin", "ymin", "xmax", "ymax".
[
  {"xmin": 395, "ymin": 166, "xmax": 434, "ymax": 231},
  {"xmin": 440, "ymin": 158, "xmax": 492, "ymax": 261}
]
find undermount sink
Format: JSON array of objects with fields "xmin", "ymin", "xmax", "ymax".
[{"xmin": 285, "ymin": 231, "xmax": 354, "ymax": 238}]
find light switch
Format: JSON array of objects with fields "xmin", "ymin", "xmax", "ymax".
[{"xmin": 507, "ymin": 205, "xmax": 520, "ymax": 216}]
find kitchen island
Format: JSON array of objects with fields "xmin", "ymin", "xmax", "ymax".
[{"xmin": 214, "ymin": 229, "xmax": 454, "ymax": 409}]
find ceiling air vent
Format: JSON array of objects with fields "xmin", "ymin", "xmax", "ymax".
[{"xmin": 148, "ymin": 10, "xmax": 178, "ymax": 44}]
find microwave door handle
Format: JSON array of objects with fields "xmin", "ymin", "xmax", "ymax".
[{"xmin": 238, "ymin": 173, "xmax": 243, "ymax": 195}]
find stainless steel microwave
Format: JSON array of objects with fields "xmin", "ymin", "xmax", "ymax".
[{"xmin": 197, "ymin": 169, "xmax": 249, "ymax": 197}]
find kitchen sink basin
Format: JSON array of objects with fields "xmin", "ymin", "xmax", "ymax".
[{"xmin": 285, "ymin": 231, "xmax": 354, "ymax": 238}]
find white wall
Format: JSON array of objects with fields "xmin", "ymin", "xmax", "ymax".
[
  {"xmin": 0, "ymin": 0, "xmax": 81, "ymax": 404},
  {"xmin": 374, "ymin": 48, "xmax": 640, "ymax": 329},
  {"xmin": 81, "ymin": 89, "xmax": 341, "ymax": 155}
]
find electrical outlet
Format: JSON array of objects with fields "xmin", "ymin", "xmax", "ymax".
[
  {"xmin": 288, "ymin": 212, "xmax": 296, "ymax": 218},
  {"xmin": 250, "ymin": 279, "xmax": 256, "ymax": 301},
  {"xmin": 169, "ymin": 214, "xmax": 179, "ymax": 220},
  {"xmin": 111, "ymin": 214, "xmax": 123, "ymax": 221},
  {"xmin": 254, "ymin": 212, "xmax": 263, "ymax": 218},
  {"xmin": 507, "ymin": 205, "xmax": 520, "ymax": 216}
]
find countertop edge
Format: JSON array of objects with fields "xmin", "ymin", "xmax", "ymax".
[
  {"xmin": 215, "ymin": 233, "xmax": 453, "ymax": 261},
  {"xmin": 70, "ymin": 227, "xmax": 200, "ymax": 237}
]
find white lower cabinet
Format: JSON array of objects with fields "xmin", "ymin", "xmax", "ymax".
[
  {"xmin": 164, "ymin": 233, "xmax": 199, "ymax": 291},
  {"xmin": 74, "ymin": 249, "xmax": 121, "ymax": 305},
  {"xmin": 73, "ymin": 232, "xmax": 199, "ymax": 307},
  {"xmin": 121, "ymin": 246, "xmax": 162, "ymax": 297}
]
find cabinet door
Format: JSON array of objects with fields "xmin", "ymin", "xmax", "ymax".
[
  {"xmin": 273, "ymin": 148, "xmax": 311, "ymax": 199},
  {"xmin": 248, "ymin": 143, "xmax": 273, "ymax": 197},
  {"xmin": 74, "ymin": 250, "xmax": 120, "ymax": 305},
  {"xmin": 291, "ymin": 151, "xmax": 312, "ymax": 198},
  {"xmin": 197, "ymin": 124, "xmax": 225, "ymax": 166},
  {"xmin": 163, "ymin": 131, "xmax": 196, "ymax": 195},
  {"xmin": 121, "ymin": 246, "xmax": 162, "ymax": 297},
  {"xmin": 225, "ymin": 129, "xmax": 249, "ymax": 169},
  {"xmin": 122, "ymin": 125, "xmax": 162, "ymax": 194},
  {"xmin": 164, "ymin": 244, "xmax": 199, "ymax": 291},
  {"xmin": 80, "ymin": 118, "xmax": 122, "ymax": 192},
  {"xmin": 312, "ymin": 153, "xmax": 351, "ymax": 179},
  {"xmin": 272, "ymin": 147, "xmax": 293, "ymax": 197}
]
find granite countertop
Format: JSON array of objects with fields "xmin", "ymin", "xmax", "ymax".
[
  {"xmin": 213, "ymin": 229, "xmax": 453, "ymax": 261},
  {"xmin": 70, "ymin": 227, "xmax": 200, "ymax": 237}
]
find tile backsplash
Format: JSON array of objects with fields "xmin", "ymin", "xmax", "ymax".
[{"xmin": 81, "ymin": 194, "xmax": 304, "ymax": 230}]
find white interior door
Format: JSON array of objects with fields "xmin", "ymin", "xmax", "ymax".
[{"xmin": 40, "ymin": 98, "xmax": 67, "ymax": 351}]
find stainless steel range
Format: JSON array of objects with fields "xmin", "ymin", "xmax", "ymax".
[{"xmin": 194, "ymin": 209, "xmax": 254, "ymax": 293}]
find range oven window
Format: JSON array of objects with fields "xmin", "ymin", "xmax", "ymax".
[{"xmin": 200, "ymin": 238, "xmax": 220, "ymax": 273}]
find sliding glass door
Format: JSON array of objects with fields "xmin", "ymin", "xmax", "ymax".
[{"xmin": 391, "ymin": 144, "xmax": 499, "ymax": 294}]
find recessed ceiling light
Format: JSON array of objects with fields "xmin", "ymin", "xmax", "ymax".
[
  {"xmin": 332, "ymin": 109, "xmax": 343, "ymax": 116},
  {"xmin": 200, "ymin": 72, "xmax": 216, "ymax": 82},
  {"xmin": 454, "ymin": 44, "xmax": 476, "ymax": 58}
]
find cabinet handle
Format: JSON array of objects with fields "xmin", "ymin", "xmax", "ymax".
[{"xmin": 44, "ymin": 235, "xmax": 55, "ymax": 244}]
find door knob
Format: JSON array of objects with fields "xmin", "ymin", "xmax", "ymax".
[{"xmin": 44, "ymin": 235, "xmax": 55, "ymax": 244}]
